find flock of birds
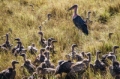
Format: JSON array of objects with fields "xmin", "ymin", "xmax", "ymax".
[{"xmin": 0, "ymin": 4, "xmax": 120, "ymax": 79}]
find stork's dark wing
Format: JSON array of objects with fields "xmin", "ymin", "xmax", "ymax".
[{"xmin": 73, "ymin": 15, "xmax": 88, "ymax": 35}]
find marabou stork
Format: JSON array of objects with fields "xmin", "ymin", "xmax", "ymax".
[{"xmin": 68, "ymin": 4, "xmax": 89, "ymax": 35}]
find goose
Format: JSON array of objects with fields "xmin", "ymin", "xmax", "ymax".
[{"xmin": 0, "ymin": 60, "xmax": 19, "ymax": 79}]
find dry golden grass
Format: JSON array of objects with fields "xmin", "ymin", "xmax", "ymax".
[{"xmin": 0, "ymin": 0, "xmax": 120, "ymax": 78}]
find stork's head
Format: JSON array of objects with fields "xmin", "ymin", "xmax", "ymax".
[
  {"xmin": 47, "ymin": 13, "xmax": 52, "ymax": 20},
  {"xmin": 88, "ymin": 11, "xmax": 91, "ymax": 14},
  {"xmin": 16, "ymin": 41, "xmax": 21, "ymax": 44},
  {"xmin": 20, "ymin": 53, "xmax": 26, "ymax": 57},
  {"xmin": 113, "ymin": 45, "xmax": 119, "ymax": 49},
  {"xmin": 40, "ymin": 48, "xmax": 45, "ymax": 53},
  {"xmin": 96, "ymin": 50, "xmax": 101, "ymax": 54},
  {"xmin": 15, "ymin": 38, "xmax": 21, "ymax": 41},
  {"xmin": 38, "ymin": 31, "xmax": 43, "ymax": 36},
  {"xmin": 68, "ymin": 4, "xmax": 78, "ymax": 11},
  {"xmin": 31, "ymin": 43, "xmax": 35, "ymax": 47},
  {"xmin": 39, "ymin": 26, "xmax": 42, "ymax": 31},
  {"xmin": 12, "ymin": 60, "xmax": 19, "ymax": 65},
  {"xmin": 72, "ymin": 44, "xmax": 78, "ymax": 48},
  {"xmin": 6, "ymin": 33, "xmax": 9, "ymax": 37}
]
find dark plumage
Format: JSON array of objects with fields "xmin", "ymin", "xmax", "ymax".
[
  {"xmin": 75, "ymin": 52, "xmax": 85, "ymax": 62},
  {"xmin": 47, "ymin": 13, "xmax": 52, "ymax": 20},
  {"xmin": 91, "ymin": 51, "xmax": 106, "ymax": 75},
  {"xmin": 0, "ymin": 33, "xmax": 13, "ymax": 51},
  {"xmin": 109, "ymin": 55, "xmax": 120, "ymax": 79},
  {"xmin": 12, "ymin": 38, "xmax": 22, "ymax": 54},
  {"xmin": 20, "ymin": 53, "xmax": 36, "ymax": 74},
  {"xmin": 33, "ymin": 48, "xmax": 47, "ymax": 66},
  {"xmin": 55, "ymin": 60, "xmax": 77, "ymax": 79},
  {"xmin": 68, "ymin": 4, "xmax": 89, "ymax": 35},
  {"xmin": 108, "ymin": 32, "xmax": 113, "ymax": 39},
  {"xmin": 49, "ymin": 39, "xmax": 57, "ymax": 54},
  {"xmin": 0, "ymin": 60, "xmax": 19, "ymax": 79},
  {"xmin": 38, "ymin": 31, "xmax": 48, "ymax": 47},
  {"xmin": 28, "ymin": 43, "xmax": 38, "ymax": 55},
  {"xmin": 65, "ymin": 44, "xmax": 78, "ymax": 61},
  {"xmin": 107, "ymin": 46, "xmax": 119, "ymax": 60},
  {"xmin": 13, "ymin": 41, "xmax": 26, "ymax": 58},
  {"xmin": 55, "ymin": 60, "xmax": 74, "ymax": 75}
]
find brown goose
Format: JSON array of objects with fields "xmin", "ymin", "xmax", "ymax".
[
  {"xmin": 14, "ymin": 41, "xmax": 27, "ymax": 59},
  {"xmin": 65, "ymin": 44, "xmax": 78, "ymax": 61},
  {"xmin": 33, "ymin": 48, "xmax": 47, "ymax": 66},
  {"xmin": 85, "ymin": 11, "xmax": 92, "ymax": 24},
  {"xmin": 75, "ymin": 52, "xmax": 86, "ymax": 62},
  {"xmin": 108, "ymin": 32, "xmax": 113, "ymax": 39},
  {"xmin": 109, "ymin": 55, "xmax": 120, "ymax": 79},
  {"xmin": 55, "ymin": 60, "xmax": 76, "ymax": 79},
  {"xmin": 107, "ymin": 45, "xmax": 119, "ymax": 60},
  {"xmin": 20, "ymin": 53, "xmax": 36, "ymax": 74},
  {"xmin": 28, "ymin": 43, "xmax": 38, "ymax": 55},
  {"xmin": 38, "ymin": 31, "xmax": 47, "ymax": 47},
  {"xmin": 0, "ymin": 33, "xmax": 13, "ymax": 51},
  {"xmin": 71, "ymin": 52, "xmax": 91, "ymax": 79},
  {"xmin": 49, "ymin": 39, "xmax": 57, "ymax": 55},
  {"xmin": 0, "ymin": 60, "xmax": 19, "ymax": 79},
  {"xmin": 36, "ymin": 61, "xmax": 55, "ymax": 79},
  {"xmin": 12, "ymin": 38, "xmax": 21, "ymax": 54},
  {"xmin": 44, "ymin": 46, "xmax": 55, "ymax": 68},
  {"xmin": 90, "ymin": 51, "xmax": 106, "ymax": 75}
]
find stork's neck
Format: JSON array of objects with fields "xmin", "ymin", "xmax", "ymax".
[
  {"xmin": 112, "ymin": 56, "xmax": 116, "ymax": 65},
  {"xmin": 6, "ymin": 35, "xmax": 9, "ymax": 42},
  {"xmin": 87, "ymin": 13, "xmax": 90, "ymax": 20},
  {"xmin": 96, "ymin": 52, "xmax": 99, "ymax": 60},
  {"xmin": 112, "ymin": 47, "xmax": 116, "ymax": 54},
  {"xmin": 71, "ymin": 47, "xmax": 74, "ymax": 52},
  {"xmin": 23, "ymin": 55, "xmax": 26, "ymax": 62},
  {"xmin": 73, "ymin": 8, "xmax": 78, "ymax": 19},
  {"xmin": 88, "ymin": 54, "xmax": 91, "ymax": 62},
  {"xmin": 12, "ymin": 63, "xmax": 16, "ymax": 70},
  {"xmin": 40, "ymin": 34, "xmax": 43, "ymax": 40},
  {"xmin": 46, "ymin": 51, "xmax": 50, "ymax": 60}
]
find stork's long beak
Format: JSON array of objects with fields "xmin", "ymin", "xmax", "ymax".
[
  {"xmin": 16, "ymin": 61, "xmax": 19, "ymax": 64},
  {"xmin": 68, "ymin": 4, "xmax": 78, "ymax": 11},
  {"xmin": 68, "ymin": 7, "xmax": 74, "ymax": 11}
]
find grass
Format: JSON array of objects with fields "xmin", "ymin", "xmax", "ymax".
[{"xmin": 0, "ymin": 0, "xmax": 120, "ymax": 79}]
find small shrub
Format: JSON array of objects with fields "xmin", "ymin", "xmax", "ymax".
[
  {"xmin": 98, "ymin": 11, "xmax": 110, "ymax": 24},
  {"xmin": 108, "ymin": 3, "xmax": 120, "ymax": 16}
]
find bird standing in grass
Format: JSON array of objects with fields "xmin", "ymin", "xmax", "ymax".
[{"xmin": 68, "ymin": 4, "xmax": 89, "ymax": 35}]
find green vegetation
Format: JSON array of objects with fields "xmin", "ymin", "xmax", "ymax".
[{"xmin": 0, "ymin": 0, "xmax": 120, "ymax": 78}]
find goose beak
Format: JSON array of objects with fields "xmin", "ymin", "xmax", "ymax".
[
  {"xmin": 68, "ymin": 7, "xmax": 73, "ymax": 11},
  {"xmin": 16, "ymin": 61, "xmax": 19, "ymax": 64},
  {"xmin": 68, "ymin": 4, "xmax": 78, "ymax": 11}
]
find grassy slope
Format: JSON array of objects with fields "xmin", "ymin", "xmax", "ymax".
[{"xmin": 0, "ymin": 0, "xmax": 120, "ymax": 78}]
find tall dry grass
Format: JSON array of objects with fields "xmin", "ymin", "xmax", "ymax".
[{"xmin": 0, "ymin": 0, "xmax": 120, "ymax": 78}]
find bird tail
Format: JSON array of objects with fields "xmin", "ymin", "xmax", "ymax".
[{"xmin": 81, "ymin": 24, "xmax": 89, "ymax": 35}]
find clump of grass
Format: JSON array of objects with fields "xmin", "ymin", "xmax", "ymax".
[
  {"xmin": 108, "ymin": 3, "xmax": 120, "ymax": 16},
  {"xmin": 98, "ymin": 11, "xmax": 110, "ymax": 24},
  {"xmin": 20, "ymin": 0, "xmax": 28, "ymax": 6},
  {"xmin": 1, "ymin": 0, "xmax": 120, "ymax": 79}
]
